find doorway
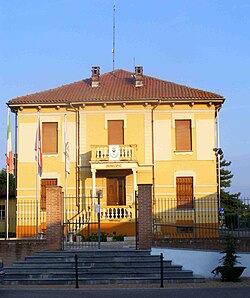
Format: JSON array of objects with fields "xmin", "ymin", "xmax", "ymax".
[{"xmin": 107, "ymin": 177, "xmax": 126, "ymax": 205}]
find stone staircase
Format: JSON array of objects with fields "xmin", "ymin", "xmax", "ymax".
[{"xmin": 3, "ymin": 250, "xmax": 204, "ymax": 285}]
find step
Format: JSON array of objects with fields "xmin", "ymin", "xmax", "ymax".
[
  {"xmin": 25, "ymin": 255, "xmax": 161, "ymax": 261},
  {"xmin": 3, "ymin": 275, "xmax": 205, "ymax": 286},
  {"xmin": 3, "ymin": 249, "xmax": 204, "ymax": 285},
  {"xmin": 6, "ymin": 263, "xmax": 182, "ymax": 272},
  {"xmin": 5, "ymin": 266, "xmax": 187, "ymax": 276},
  {"xmin": 37, "ymin": 250, "xmax": 151, "ymax": 257}
]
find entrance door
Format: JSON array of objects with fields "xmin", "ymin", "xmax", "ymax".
[
  {"xmin": 41, "ymin": 179, "xmax": 58, "ymax": 210},
  {"xmin": 107, "ymin": 177, "xmax": 126, "ymax": 205}
]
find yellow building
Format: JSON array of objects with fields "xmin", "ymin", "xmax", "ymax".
[
  {"xmin": 7, "ymin": 66, "xmax": 224, "ymax": 239},
  {"xmin": 0, "ymin": 190, "xmax": 16, "ymax": 237}
]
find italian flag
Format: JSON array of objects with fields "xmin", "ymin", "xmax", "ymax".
[{"xmin": 7, "ymin": 109, "xmax": 13, "ymax": 174}]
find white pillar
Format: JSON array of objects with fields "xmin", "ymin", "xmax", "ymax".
[
  {"xmin": 132, "ymin": 168, "xmax": 137, "ymax": 204},
  {"xmin": 91, "ymin": 169, "xmax": 96, "ymax": 203}
]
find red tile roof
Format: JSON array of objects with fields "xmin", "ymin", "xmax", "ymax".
[{"xmin": 8, "ymin": 69, "xmax": 224, "ymax": 105}]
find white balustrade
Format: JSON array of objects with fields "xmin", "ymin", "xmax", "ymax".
[
  {"xmin": 100, "ymin": 206, "xmax": 133, "ymax": 220},
  {"xmin": 91, "ymin": 145, "xmax": 136, "ymax": 161}
]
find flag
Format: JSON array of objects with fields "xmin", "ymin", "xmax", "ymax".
[
  {"xmin": 35, "ymin": 113, "xmax": 42, "ymax": 176},
  {"xmin": 6, "ymin": 109, "xmax": 13, "ymax": 174},
  {"xmin": 65, "ymin": 141, "xmax": 70, "ymax": 175},
  {"xmin": 64, "ymin": 115, "xmax": 70, "ymax": 175}
]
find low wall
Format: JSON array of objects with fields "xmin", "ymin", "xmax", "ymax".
[
  {"xmin": 0, "ymin": 186, "xmax": 64, "ymax": 267},
  {"xmin": 0, "ymin": 239, "xmax": 50, "ymax": 267},
  {"xmin": 153, "ymin": 238, "xmax": 250, "ymax": 252},
  {"xmin": 151, "ymin": 247, "xmax": 250, "ymax": 278}
]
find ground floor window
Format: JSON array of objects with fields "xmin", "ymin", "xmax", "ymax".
[
  {"xmin": 0, "ymin": 205, "xmax": 5, "ymax": 220},
  {"xmin": 176, "ymin": 177, "xmax": 193, "ymax": 209}
]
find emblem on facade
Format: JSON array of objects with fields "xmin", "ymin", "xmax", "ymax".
[{"xmin": 109, "ymin": 145, "xmax": 120, "ymax": 161}]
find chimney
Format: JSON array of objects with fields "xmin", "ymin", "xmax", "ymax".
[
  {"xmin": 135, "ymin": 66, "xmax": 143, "ymax": 87},
  {"xmin": 91, "ymin": 66, "xmax": 100, "ymax": 87}
]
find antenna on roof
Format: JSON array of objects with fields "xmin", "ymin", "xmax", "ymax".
[
  {"xmin": 112, "ymin": 1, "xmax": 116, "ymax": 71},
  {"xmin": 133, "ymin": 57, "xmax": 135, "ymax": 71}
]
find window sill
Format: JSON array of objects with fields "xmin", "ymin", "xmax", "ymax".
[
  {"xmin": 174, "ymin": 151, "xmax": 193, "ymax": 155},
  {"xmin": 43, "ymin": 153, "xmax": 58, "ymax": 157}
]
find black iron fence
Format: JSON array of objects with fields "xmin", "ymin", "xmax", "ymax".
[{"xmin": 153, "ymin": 196, "xmax": 250, "ymax": 241}]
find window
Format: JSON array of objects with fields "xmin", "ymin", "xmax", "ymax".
[
  {"xmin": 175, "ymin": 120, "xmax": 192, "ymax": 151},
  {"xmin": 0, "ymin": 205, "xmax": 5, "ymax": 220},
  {"xmin": 108, "ymin": 120, "xmax": 124, "ymax": 145},
  {"xmin": 42, "ymin": 122, "xmax": 58, "ymax": 154},
  {"xmin": 176, "ymin": 177, "xmax": 193, "ymax": 209},
  {"xmin": 41, "ymin": 179, "xmax": 58, "ymax": 210}
]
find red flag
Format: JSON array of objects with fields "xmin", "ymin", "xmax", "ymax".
[
  {"xmin": 6, "ymin": 109, "xmax": 13, "ymax": 174},
  {"xmin": 35, "ymin": 113, "xmax": 42, "ymax": 176}
]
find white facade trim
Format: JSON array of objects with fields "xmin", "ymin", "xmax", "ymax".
[{"xmin": 174, "ymin": 170, "xmax": 196, "ymax": 187}]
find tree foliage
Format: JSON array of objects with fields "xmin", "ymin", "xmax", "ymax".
[
  {"xmin": 219, "ymin": 154, "xmax": 249, "ymax": 225},
  {"xmin": 0, "ymin": 168, "xmax": 15, "ymax": 190}
]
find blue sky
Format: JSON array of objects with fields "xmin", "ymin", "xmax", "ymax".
[{"xmin": 1, "ymin": 0, "xmax": 249, "ymax": 195}]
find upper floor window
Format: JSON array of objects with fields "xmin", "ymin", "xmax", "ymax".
[
  {"xmin": 108, "ymin": 120, "xmax": 124, "ymax": 145},
  {"xmin": 42, "ymin": 122, "xmax": 58, "ymax": 154},
  {"xmin": 176, "ymin": 177, "xmax": 194, "ymax": 209},
  {"xmin": 175, "ymin": 120, "xmax": 192, "ymax": 151}
]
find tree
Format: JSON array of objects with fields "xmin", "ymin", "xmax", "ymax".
[
  {"xmin": 220, "ymin": 154, "xmax": 241, "ymax": 212},
  {"xmin": 219, "ymin": 154, "xmax": 249, "ymax": 229},
  {"xmin": 0, "ymin": 168, "xmax": 15, "ymax": 190}
]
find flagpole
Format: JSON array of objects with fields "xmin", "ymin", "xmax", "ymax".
[
  {"xmin": 6, "ymin": 159, "xmax": 9, "ymax": 239},
  {"xmin": 35, "ymin": 112, "xmax": 39, "ymax": 239},
  {"xmin": 36, "ymin": 151, "xmax": 39, "ymax": 239},
  {"xmin": 6, "ymin": 108, "xmax": 10, "ymax": 239},
  {"xmin": 64, "ymin": 114, "xmax": 67, "ymax": 196}
]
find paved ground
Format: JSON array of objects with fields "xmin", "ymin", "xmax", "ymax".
[
  {"xmin": 1, "ymin": 277, "xmax": 250, "ymax": 289},
  {"xmin": 0, "ymin": 287, "xmax": 250, "ymax": 298},
  {"xmin": 1, "ymin": 280, "xmax": 250, "ymax": 298}
]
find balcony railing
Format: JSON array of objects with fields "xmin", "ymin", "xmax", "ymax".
[
  {"xmin": 91, "ymin": 144, "xmax": 137, "ymax": 162},
  {"xmin": 100, "ymin": 206, "xmax": 134, "ymax": 220}
]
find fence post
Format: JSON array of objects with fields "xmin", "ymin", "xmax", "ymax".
[
  {"xmin": 138, "ymin": 184, "xmax": 152, "ymax": 250},
  {"xmin": 97, "ymin": 192, "xmax": 101, "ymax": 249},
  {"xmin": 135, "ymin": 190, "xmax": 138, "ymax": 250},
  {"xmin": 46, "ymin": 186, "xmax": 63, "ymax": 250},
  {"xmin": 193, "ymin": 197, "xmax": 196, "ymax": 238},
  {"xmin": 160, "ymin": 253, "xmax": 164, "ymax": 288},
  {"xmin": 75, "ymin": 254, "xmax": 79, "ymax": 288}
]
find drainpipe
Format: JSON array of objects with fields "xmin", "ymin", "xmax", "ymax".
[
  {"xmin": 70, "ymin": 104, "xmax": 80, "ymax": 211},
  {"xmin": 14, "ymin": 109, "xmax": 18, "ymax": 196},
  {"xmin": 151, "ymin": 100, "xmax": 161, "ymax": 206},
  {"xmin": 76, "ymin": 107, "xmax": 80, "ymax": 210},
  {"xmin": 215, "ymin": 105, "xmax": 221, "ymax": 209}
]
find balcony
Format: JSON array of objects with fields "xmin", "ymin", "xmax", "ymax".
[{"xmin": 91, "ymin": 144, "xmax": 137, "ymax": 162}]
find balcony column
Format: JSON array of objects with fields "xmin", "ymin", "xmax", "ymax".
[
  {"xmin": 91, "ymin": 169, "xmax": 97, "ymax": 203},
  {"xmin": 132, "ymin": 168, "xmax": 137, "ymax": 204}
]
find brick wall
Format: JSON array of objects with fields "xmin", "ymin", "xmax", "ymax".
[
  {"xmin": 46, "ymin": 186, "xmax": 63, "ymax": 251},
  {"xmin": 0, "ymin": 186, "xmax": 63, "ymax": 266},
  {"xmin": 138, "ymin": 184, "xmax": 152, "ymax": 250},
  {"xmin": 0, "ymin": 239, "xmax": 48, "ymax": 266}
]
